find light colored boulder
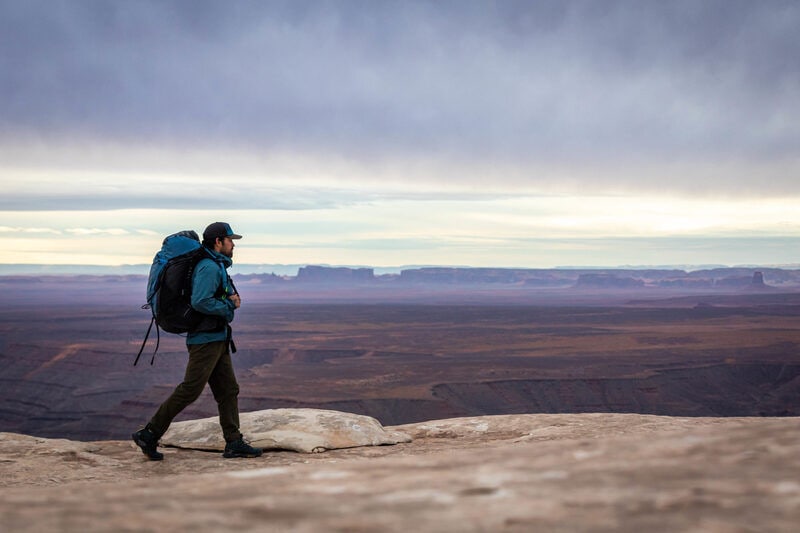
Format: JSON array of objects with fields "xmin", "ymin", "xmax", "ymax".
[{"xmin": 160, "ymin": 408, "xmax": 412, "ymax": 453}]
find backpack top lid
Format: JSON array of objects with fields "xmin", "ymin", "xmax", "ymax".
[{"xmin": 165, "ymin": 230, "xmax": 200, "ymax": 247}]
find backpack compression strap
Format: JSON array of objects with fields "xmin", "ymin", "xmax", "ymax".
[{"xmin": 133, "ymin": 313, "xmax": 161, "ymax": 366}]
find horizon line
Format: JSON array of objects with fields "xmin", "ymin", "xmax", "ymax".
[{"xmin": 1, "ymin": 262, "xmax": 799, "ymax": 276}]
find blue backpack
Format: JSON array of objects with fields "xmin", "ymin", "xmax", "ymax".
[{"xmin": 134, "ymin": 230, "xmax": 226, "ymax": 365}]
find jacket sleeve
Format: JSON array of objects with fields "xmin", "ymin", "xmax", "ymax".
[{"xmin": 190, "ymin": 259, "xmax": 235, "ymax": 323}]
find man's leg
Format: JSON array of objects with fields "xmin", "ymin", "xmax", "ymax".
[
  {"xmin": 147, "ymin": 341, "xmax": 226, "ymax": 438},
  {"xmin": 208, "ymin": 348, "xmax": 262, "ymax": 458},
  {"xmin": 207, "ymin": 347, "xmax": 241, "ymax": 443}
]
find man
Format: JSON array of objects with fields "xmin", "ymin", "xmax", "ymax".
[{"xmin": 132, "ymin": 222, "xmax": 262, "ymax": 461}]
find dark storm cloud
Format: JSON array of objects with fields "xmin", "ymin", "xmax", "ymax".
[{"xmin": 1, "ymin": 1, "xmax": 799, "ymax": 184}]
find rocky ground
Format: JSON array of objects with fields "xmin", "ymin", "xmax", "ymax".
[{"xmin": 1, "ymin": 413, "xmax": 798, "ymax": 532}]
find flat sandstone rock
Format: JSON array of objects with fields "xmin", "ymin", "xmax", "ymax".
[{"xmin": 160, "ymin": 408, "xmax": 412, "ymax": 453}]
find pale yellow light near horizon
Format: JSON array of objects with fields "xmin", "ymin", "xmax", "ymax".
[
  {"xmin": 483, "ymin": 195, "xmax": 800, "ymax": 237},
  {"xmin": 2, "ymin": 192, "xmax": 799, "ymax": 267}
]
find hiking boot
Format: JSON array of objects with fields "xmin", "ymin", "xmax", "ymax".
[
  {"xmin": 223, "ymin": 437, "xmax": 263, "ymax": 458},
  {"xmin": 132, "ymin": 425, "xmax": 164, "ymax": 461}
]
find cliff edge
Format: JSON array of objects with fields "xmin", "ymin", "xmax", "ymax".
[{"xmin": 1, "ymin": 413, "xmax": 798, "ymax": 532}]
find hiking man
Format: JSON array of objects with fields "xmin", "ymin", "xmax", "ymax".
[{"xmin": 132, "ymin": 222, "xmax": 262, "ymax": 460}]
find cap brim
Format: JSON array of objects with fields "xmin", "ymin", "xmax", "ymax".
[{"xmin": 229, "ymin": 234, "xmax": 242, "ymax": 239}]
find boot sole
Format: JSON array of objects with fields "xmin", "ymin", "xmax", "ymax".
[{"xmin": 222, "ymin": 451, "xmax": 263, "ymax": 458}]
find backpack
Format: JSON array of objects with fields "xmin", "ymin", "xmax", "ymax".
[{"xmin": 134, "ymin": 230, "xmax": 227, "ymax": 365}]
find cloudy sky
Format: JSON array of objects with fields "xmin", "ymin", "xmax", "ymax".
[{"xmin": 2, "ymin": 0, "xmax": 799, "ymax": 270}]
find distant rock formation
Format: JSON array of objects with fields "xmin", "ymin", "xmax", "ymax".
[
  {"xmin": 521, "ymin": 275, "xmax": 572, "ymax": 287},
  {"xmin": 655, "ymin": 270, "xmax": 776, "ymax": 291},
  {"xmin": 233, "ymin": 272, "xmax": 286, "ymax": 284},
  {"xmin": 388, "ymin": 267, "xmax": 800, "ymax": 289},
  {"xmin": 713, "ymin": 271, "xmax": 772, "ymax": 290},
  {"xmin": 398, "ymin": 267, "xmax": 578, "ymax": 286},
  {"xmin": 574, "ymin": 273, "xmax": 645, "ymax": 288},
  {"xmin": 296, "ymin": 265, "xmax": 374, "ymax": 283},
  {"xmin": 658, "ymin": 278, "xmax": 714, "ymax": 289},
  {"xmin": 399, "ymin": 267, "xmax": 525, "ymax": 284}
]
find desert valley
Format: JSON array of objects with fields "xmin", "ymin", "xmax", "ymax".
[{"xmin": 1, "ymin": 265, "xmax": 799, "ymax": 440}]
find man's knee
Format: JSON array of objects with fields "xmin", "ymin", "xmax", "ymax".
[
  {"xmin": 175, "ymin": 381, "xmax": 206, "ymax": 404},
  {"xmin": 212, "ymin": 382, "xmax": 239, "ymax": 403}
]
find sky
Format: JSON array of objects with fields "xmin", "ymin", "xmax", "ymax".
[{"xmin": 1, "ymin": 0, "xmax": 799, "ymax": 271}]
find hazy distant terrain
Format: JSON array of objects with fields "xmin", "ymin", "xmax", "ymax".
[
  {"xmin": 1, "ymin": 267, "xmax": 798, "ymax": 441},
  {"xmin": 8, "ymin": 264, "xmax": 800, "ymax": 305}
]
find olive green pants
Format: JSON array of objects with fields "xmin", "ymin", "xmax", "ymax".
[{"xmin": 149, "ymin": 340, "xmax": 242, "ymax": 443}]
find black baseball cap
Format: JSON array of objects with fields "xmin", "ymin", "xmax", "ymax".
[{"xmin": 203, "ymin": 222, "xmax": 242, "ymax": 241}]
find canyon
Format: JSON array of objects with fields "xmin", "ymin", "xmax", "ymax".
[{"xmin": 1, "ymin": 270, "xmax": 798, "ymax": 441}]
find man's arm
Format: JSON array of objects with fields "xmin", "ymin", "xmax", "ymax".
[{"xmin": 190, "ymin": 260, "xmax": 235, "ymax": 322}]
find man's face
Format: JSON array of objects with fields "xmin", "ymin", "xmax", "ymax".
[{"xmin": 217, "ymin": 236, "xmax": 235, "ymax": 258}]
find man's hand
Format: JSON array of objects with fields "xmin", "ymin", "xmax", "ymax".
[{"xmin": 230, "ymin": 293, "xmax": 241, "ymax": 309}]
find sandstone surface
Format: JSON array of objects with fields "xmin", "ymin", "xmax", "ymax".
[
  {"xmin": 1, "ymin": 413, "xmax": 798, "ymax": 532},
  {"xmin": 160, "ymin": 408, "xmax": 412, "ymax": 453}
]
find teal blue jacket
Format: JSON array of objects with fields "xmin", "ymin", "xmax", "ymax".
[{"xmin": 186, "ymin": 249, "xmax": 236, "ymax": 345}]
